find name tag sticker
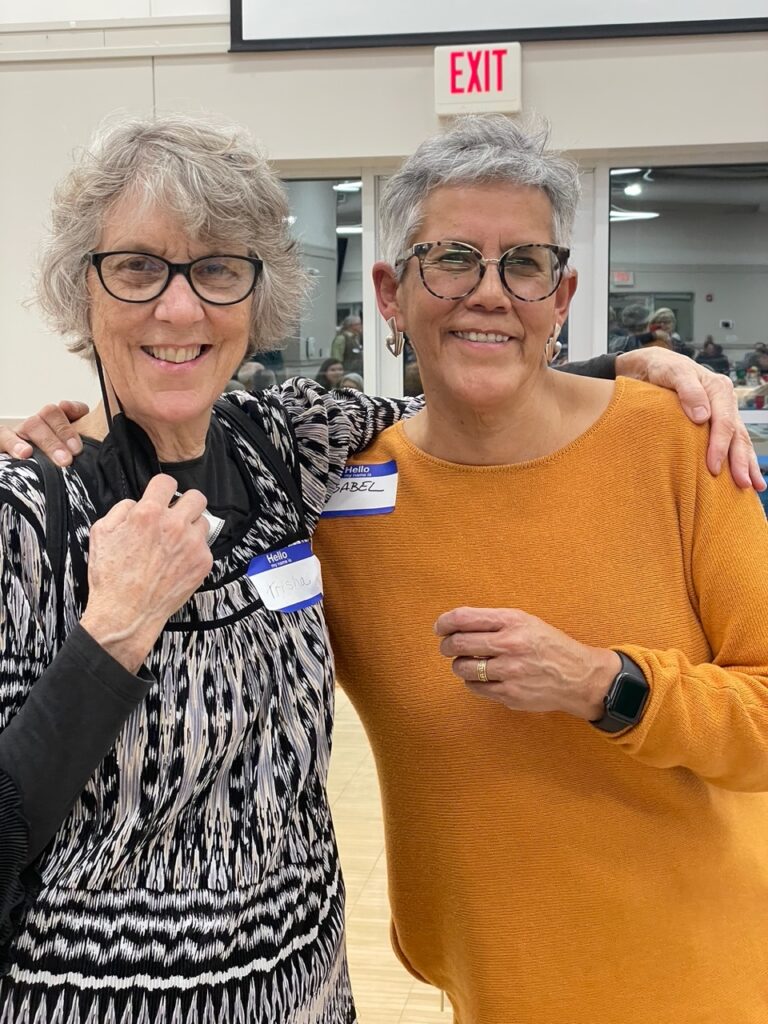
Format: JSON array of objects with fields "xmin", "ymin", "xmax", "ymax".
[
  {"xmin": 246, "ymin": 540, "xmax": 323, "ymax": 612},
  {"xmin": 322, "ymin": 460, "xmax": 398, "ymax": 518}
]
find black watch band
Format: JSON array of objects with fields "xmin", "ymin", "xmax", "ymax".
[{"xmin": 591, "ymin": 652, "xmax": 650, "ymax": 734}]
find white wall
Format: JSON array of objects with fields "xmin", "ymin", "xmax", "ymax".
[{"xmin": 1, "ymin": 17, "xmax": 767, "ymax": 418}]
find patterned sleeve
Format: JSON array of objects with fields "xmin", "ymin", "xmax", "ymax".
[{"xmin": 226, "ymin": 379, "xmax": 424, "ymax": 528}]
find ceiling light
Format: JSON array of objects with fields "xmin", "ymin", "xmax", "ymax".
[
  {"xmin": 610, "ymin": 168, "xmax": 641, "ymax": 176},
  {"xmin": 624, "ymin": 183, "xmax": 643, "ymax": 197},
  {"xmin": 610, "ymin": 208, "xmax": 660, "ymax": 222},
  {"xmin": 333, "ymin": 181, "xmax": 363, "ymax": 193},
  {"xmin": 336, "ymin": 226, "xmax": 363, "ymax": 235}
]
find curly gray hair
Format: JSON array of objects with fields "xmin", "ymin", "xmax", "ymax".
[
  {"xmin": 380, "ymin": 114, "xmax": 581, "ymax": 272},
  {"xmin": 36, "ymin": 113, "xmax": 307, "ymax": 360}
]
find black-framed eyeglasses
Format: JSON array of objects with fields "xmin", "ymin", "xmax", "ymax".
[
  {"xmin": 89, "ymin": 251, "xmax": 263, "ymax": 305},
  {"xmin": 396, "ymin": 240, "xmax": 570, "ymax": 302}
]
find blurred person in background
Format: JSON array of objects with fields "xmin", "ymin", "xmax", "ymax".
[
  {"xmin": 740, "ymin": 341, "xmax": 768, "ymax": 372},
  {"xmin": 609, "ymin": 303, "xmax": 672, "ymax": 352},
  {"xmin": 331, "ymin": 315, "xmax": 364, "ymax": 373},
  {"xmin": 696, "ymin": 337, "xmax": 731, "ymax": 375},
  {"xmin": 340, "ymin": 372, "xmax": 364, "ymax": 391},
  {"xmin": 314, "ymin": 357, "xmax": 345, "ymax": 391}
]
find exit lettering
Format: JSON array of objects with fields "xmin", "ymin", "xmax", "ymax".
[{"xmin": 450, "ymin": 49, "xmax": 507, "ymax": 95}]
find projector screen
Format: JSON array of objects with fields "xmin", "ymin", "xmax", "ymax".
[{"xmin": 230, "ymin": 0, "xmax": 768, "ymax": 52}]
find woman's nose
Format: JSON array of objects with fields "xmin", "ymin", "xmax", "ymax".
[
  {"xmin": 154, "ymin": 272, "xmax": 205, "ymax": 323},
  {"xmin": 466, "ymin": 261, "xmax": 511, "ymax": 310}
]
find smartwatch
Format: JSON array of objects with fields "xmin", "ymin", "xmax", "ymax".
[{"xmin": 591, "ymin": 652, "xmax": 649, "ymax": 733}]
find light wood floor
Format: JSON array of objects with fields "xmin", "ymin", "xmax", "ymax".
[{"xmin": 328, "ymin": 687, "xmax": 453, "ymax": 1023}]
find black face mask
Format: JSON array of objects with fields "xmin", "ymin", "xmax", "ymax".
[
  {"xmin": 93, "ymin": 350, "xmax": 164, "ymax": 504},
  {"xmin": 92, "ymin": 352, "xmax": 225, "ymax": 545}
]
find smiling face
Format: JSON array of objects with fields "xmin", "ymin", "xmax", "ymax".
[
  {"xmin": 374, "ymin": 182, "xmax": 576, "ymax": 413},
  {"xmin": 88, "ymin": 193, "xmax": 253, "ymax": 447},
  {"xmin": 325, "ymin": 361, "xmax": 345, "ymax": 386}
]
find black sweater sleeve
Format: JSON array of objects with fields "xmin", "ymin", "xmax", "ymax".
[
  {"xmin": 556, "ymin": 354, "xmax": 617, "ymax": 379},
  {"xmin": 0, "ymin": 625, "xmax": 152, "ymax": 956}
]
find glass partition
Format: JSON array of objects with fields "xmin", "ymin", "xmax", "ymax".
[
  {"xmin": 250, "ymin": 178, "xmax": 364, "ymax": 391},
  {"xmin": 608, "ymin": 162, "xmax": 768, "ymax": 460}
]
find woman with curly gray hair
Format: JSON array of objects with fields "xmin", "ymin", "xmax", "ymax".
[{"xmin": 0, "ymin": 113, "xmax": 416, "ymax": 1024}]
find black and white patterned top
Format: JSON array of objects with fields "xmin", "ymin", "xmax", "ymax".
[{"xmin": 0, "ymin": 380, "xmax": 415, "ymax": 1024}]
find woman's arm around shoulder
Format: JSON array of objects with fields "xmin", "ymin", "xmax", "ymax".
[{"xmin": 226, "ymin": 378, "xmax": 423, "ymax": 524}]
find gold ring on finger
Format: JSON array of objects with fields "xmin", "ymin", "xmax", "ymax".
[{"xmin": 476, "ymin": 658, "xmax": 489, "ymax": 683}]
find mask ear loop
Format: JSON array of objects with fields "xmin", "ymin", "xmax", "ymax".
[
  {"xmin": 94, "ymin": 348, "xmax": 119, "ymax": 432},
  {"xmin": 94, "ymin": 348, "xmax": 224, "ymax": 545}
]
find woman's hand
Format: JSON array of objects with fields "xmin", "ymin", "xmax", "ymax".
[
  {"xmin": 616, "ymin": 347, "xmax": 764, "ymax": 491},
  {"xmin": 0, "ymin": 401, "xmax": 90, "ymax": 465},
  {"xmin": 80, "ymin": 475, "xmax": 213, "ymax": 674},
  {"xmin": 435, "ymin": 606, "xmax": 620, "ymax": 721}
]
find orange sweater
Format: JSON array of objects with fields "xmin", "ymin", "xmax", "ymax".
[{"xmin": 316, "ymin": 378, "xmax": 768, "ymax": 1024}]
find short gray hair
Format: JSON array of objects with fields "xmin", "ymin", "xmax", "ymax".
[
  {"xmin": 380, "ymin": 114, "xmax": 581, "ymax": 270},
  {"xmin": 37, "ymin": 113, "xmax": 307, "ymax": 360}
]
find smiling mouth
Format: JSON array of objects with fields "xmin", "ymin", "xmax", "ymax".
[
  {"xmin": 452, "ymin": 331, "xmax": 512, "ymax": 344},
  {"xmin": 141, "ymin": 345, "xmax": 211, "ymax": 364}
]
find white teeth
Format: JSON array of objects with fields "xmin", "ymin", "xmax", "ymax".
[
  {"xmin": 145, "ymin": 346, "xmax": 202, "ymax": 364},
  {"xmin": 454, "ymin": 331, "xmax": 510, "ymax": 344}
]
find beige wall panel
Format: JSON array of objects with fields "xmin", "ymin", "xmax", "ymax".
[
  {"xmin": 154, "ymin": 48, "xmax": 442, "ymax": 163},
  {"xmin": 152, "ymin": 34, "xmax": 768, "ymax": 166},
  {"xmin": 0, "ymin": 59, "xmax": 153, "ymax": 417},
  {"xmin": 523, "ymin": 34, "xmax": 768, "ymax": 151}
]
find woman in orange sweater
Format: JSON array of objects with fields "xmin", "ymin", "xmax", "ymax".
[{"xmin": 313, "ymin": 115, "xmax": 768, "ymax": 1023}]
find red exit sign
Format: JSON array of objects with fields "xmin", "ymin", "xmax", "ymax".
[{"xmin": 435, "ymin": 42, "xmax": 521, "ymax": 115}]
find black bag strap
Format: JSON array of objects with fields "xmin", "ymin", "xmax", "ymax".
[
  {"xmin": 30, "ymin": 450, "xmax": 69, "ymax": 640},
  {"xmin": 214, "ymin": 398, "xmax": 307, "ymax": 531}
]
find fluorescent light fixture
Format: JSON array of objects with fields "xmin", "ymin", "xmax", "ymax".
[
  {"xmin": 624, "ymin": 183, "xmax": 643, "ymax": 197},
  {"xmin": 610, "ymin": 167, "xmax": 642, "ymax": 176},
  {"xmin": 333, "ymin": 181, "xmax": 363, "ymax": 193},
  {"xmin": 610, "ymin": 208, "xmax": 660, "ymax": 222},
  {"xmin": 336, "ymin": 225, "xmax": 363, "ymax": 235}
]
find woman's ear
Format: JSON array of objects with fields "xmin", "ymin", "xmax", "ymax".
[
  {"xmin": 372, "ymin": 261, "xmax": 402, "ymax": 325},
  {"xmin": 553, "ymin": 267, "xmax": 578, "ymax": 325}
]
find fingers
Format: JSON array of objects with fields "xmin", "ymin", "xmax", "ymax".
[
  {"xmin": 0, "ymin": 426, "xmax": 32, "ymax": 459},
  {"xmin": 660, "ymin": 359, "xmax": 713, "ymax": 424},
  {"xmin": 58, "ymin": 400, "xmax": 90, "ymax": 423},
  {"xmin": 97, "ymin": 498, "xmax": 137, "ymax": 530},
  {"xmin": 722, "ymin": 424, "xmax": 765, "ymax": 490},
  {"xmin": 702, "ymin": 374, "xmax": 742, "ymax": 476},
  {"xmin": 139, "ymin": 474, "xmax": 182, "ymax": 509},
  {"xmin": 618, "ymin": 349, "xmax": 713, "ymax": 423},
  {"xmin": 12, "ymin": 404, "xmax": 85, "ymax": 466},
  {"xmin": 439, "ymin": 631, "xmax": 504, "ymax": 658},
  {"xmin": 451, "ymin": 656, "xmax": 498, "ymax": 682},
  {"xmin": 169, "ymin": 487, "xmax": 209, "ymax": 523},
  {"xmin": 434, "ymin": 607, "xmax": 524, "ymax": 636}
]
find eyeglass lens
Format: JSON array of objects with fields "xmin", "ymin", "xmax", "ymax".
[
  {"xmin": 97, "ymin": 253, "xmax": 257, "ymax": 304},
  {"xmin": 419, "ymin": 242, "xmax": 562, "ymax": 301}
]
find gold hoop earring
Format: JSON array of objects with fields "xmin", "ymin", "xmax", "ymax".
[
  {"xmin": 544, "ymin": 323, "xmax": 562, "ymax": 364},
  {"xmin": 385, "ymin": 316, "xmax": 405, "ymax": 357}
]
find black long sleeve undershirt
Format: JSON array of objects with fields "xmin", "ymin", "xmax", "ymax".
[{"xmin": 0, "ymin": 626, "xmax": 151, "ymax": 963}]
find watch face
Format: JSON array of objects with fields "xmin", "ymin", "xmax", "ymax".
[{"xmin": 612, "ymin": 675, "xmax": 648, "ymax": 720}]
